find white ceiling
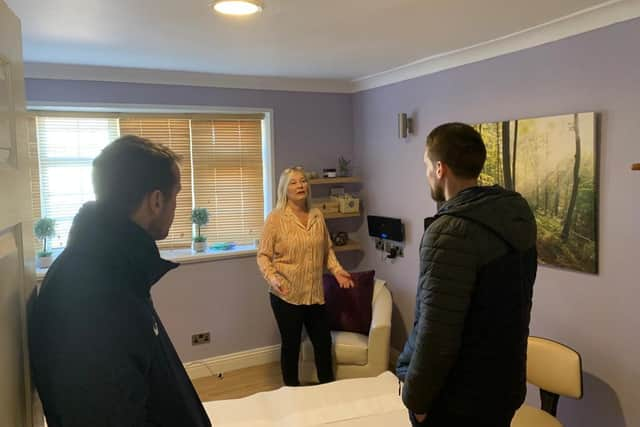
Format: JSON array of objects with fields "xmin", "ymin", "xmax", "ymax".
[{"xmin": 6, "ymin": 0, "xmax": 640, "ymax": 90}]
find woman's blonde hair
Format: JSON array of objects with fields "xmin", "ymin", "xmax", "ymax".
[{"xmin": 276, "ymin": 166, "xmax": 312, "ymax": 210}]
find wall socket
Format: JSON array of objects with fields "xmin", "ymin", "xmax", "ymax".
[{"xmin": 191, "ymin": 332, "xmax": 211, "ymax": 346}]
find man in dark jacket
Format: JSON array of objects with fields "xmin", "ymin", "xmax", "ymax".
[
  {"xmin": 29, "ymin": 135, "xmax": 211, "ymax": 427},
  {"xmin": 396, "ymin": 123, "xmax": 537, "ymax": 427}
]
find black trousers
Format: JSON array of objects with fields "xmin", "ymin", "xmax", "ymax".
[
  {"xmin": 269, "ymin": 293, "xmax": 334, "ymax": 386},
  {"xmin": 408, "ymin": 409, "xmax": 515, "ymax": 427}
]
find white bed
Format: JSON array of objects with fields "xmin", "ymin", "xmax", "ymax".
[{"xmin": 203, "ymin": 371, "xmax": 411, "ymax": 426}]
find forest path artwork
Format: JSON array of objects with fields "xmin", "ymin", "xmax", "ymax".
[{"xmin": 474, "ymin": 112, "xmax": 598, "ymax": 274}]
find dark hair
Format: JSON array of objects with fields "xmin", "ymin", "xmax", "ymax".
[
  {"xmin": 92, "ymin": 135, "xmax": 181, "ymax": 215},
  {"xmin": 426, "ymin": 122, "xmax": 487, "ymax": 179}
]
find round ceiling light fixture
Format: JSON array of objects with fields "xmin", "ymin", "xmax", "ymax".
[{"xmin": 211, "ymin": 0, "xmax": 264, "ymax": 16}]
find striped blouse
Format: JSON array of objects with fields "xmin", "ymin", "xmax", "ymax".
[{"xmin": 257, "ymin": 206, "xmax": 345, "ymax": 305}]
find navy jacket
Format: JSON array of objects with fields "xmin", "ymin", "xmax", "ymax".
[{"xmin": 29, "ymin": 202, "xmax": 212, "ymax": 427}]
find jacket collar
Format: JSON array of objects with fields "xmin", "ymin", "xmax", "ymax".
[{"xmin": 67, "ymin": 202, "xmax": 179, "ymax": 296}]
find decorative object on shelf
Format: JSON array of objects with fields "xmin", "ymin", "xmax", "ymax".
[
  {"xmin": 322, "ymin": 168, "xmax": 337, "ymax": 178},
  {"xmin": 632, "ymin": 163, "xmax": 640, "ymax": 170},
  {"xmin": 311, "ymin": 197, "xmax": 339, "ymax": 215},
  {"xmin": 34, "ymin": 217, "xmax": 55, "ymax": 268},
  {"xmin": 398, "ymin": 113, "xmax": 414, "ymax": 138},
  {"xmin": 304, "ymin": 170, "xmax": 319, "ymax": 180},
  {"xmin": 191, "ymin": 207, "xmax": 209, "ymax": 252},
  {"xmin": 331, "ymin": 231, "xmax": 349, "ymax": 246},
  {"xmin": 334, "ymin": 194, "xmax": 360, "ymax": 214},
  {"xmin": 338, "ymin": 156, "xmax": 352, "ymax": 177}
]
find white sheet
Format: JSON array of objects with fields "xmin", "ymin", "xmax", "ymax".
[{"xmin": 203, "ymin": 371, "xmax": 411, "ymax": 426}]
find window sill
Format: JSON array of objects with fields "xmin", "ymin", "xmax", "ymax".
[
  {"xmin": 160, "ymin": 245, "xmax": 257, "ymax": 265},
  {"xmin": 36, "ymin": 245, "xmax": 257, "ymax": 281}
]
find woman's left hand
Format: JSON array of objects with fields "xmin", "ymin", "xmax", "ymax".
[{"xmin": 335, "ymin": 270, "xmax": 354, "ymax": 288}]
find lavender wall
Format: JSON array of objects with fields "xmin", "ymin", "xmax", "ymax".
[
  {"xmin": 25, "ymin": 79, "xmax": 355, "ymax": 361},
  {"xmin": 353, "ymin": 19, "xmax": 640, "ymax": 427}
]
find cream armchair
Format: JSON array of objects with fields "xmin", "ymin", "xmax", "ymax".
[
  {"xmin": 511, "ymin": 336, "xmax": 583, "ymax": 427},
  {"xmin": 300, "ymin": 279, "xmax": 392, "ymax": 382}
]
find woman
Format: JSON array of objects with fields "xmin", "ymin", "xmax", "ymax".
[{"xmin": 257, "ymin": 166, "xmax": 353, "ymax": 386}]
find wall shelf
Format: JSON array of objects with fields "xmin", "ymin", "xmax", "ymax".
[
  {"xmin": 309, "ymin": 176, "xmax": 361, "ymax": 185},
  {"xmin": 333, "ymin": 239, "xmax": 361, "ymax": 252},
  {"xmin": 323, "ymin": 211, "xmax": 360, "ymax": 219}
]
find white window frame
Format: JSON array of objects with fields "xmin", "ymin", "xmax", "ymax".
[{"xmin": 29, "ymin": 102, "xmax": 276, "ymax": 273}]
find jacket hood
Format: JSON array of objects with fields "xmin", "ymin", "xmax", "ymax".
[{"xmin": 438, "ymin": 185, "xmax": 536, "ymax": 251}]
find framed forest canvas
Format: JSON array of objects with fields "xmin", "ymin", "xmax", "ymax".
[{"xmin": 473, "ymin": 112, "xmax": 598, "ymax": 274}]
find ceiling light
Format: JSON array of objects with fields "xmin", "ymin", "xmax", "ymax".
[{"xmin": 211, "ymin": 0, "xmax": 263, "ymax": 16}]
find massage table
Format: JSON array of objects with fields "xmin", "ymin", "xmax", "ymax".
[{"xmin": 203, "ymin": 371, "xmax": 411, "ymax": 426}]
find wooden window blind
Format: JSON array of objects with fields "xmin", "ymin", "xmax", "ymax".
[
  {"xmin": 33, "ymin": 116, "xmax": 119, "ymax": 248},
  {"xmin": 191, "ymin": 119, "xmax": 264, "ymax": 245},
  {"xmin": 27, "ymin": 115, "xmax": 42, "ymax": 249},
  {"xmin": 30, "ymin": 112, "xmax": 267, "ymax": 251},
  {"xmin": 119, "ymin": 118, "xmax": 193, "ymax": 249}
]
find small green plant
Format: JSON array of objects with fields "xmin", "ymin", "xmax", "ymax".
[
  {"xmin": 338, "ymin": 156, "xmax": 352, "ymax": 177},
  {"xmin": 34, "ymin": 217, "xmax": 55, "ymax": 257},
  {"xmin": 191, "ymin": 208, "xmax": 209, "ymax": 242}
]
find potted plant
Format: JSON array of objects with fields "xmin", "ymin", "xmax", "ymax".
[
  {"xmin": 34, "ymin": 217, "xmax": 55, "ymax": 268},
  {"xmin": 338, "ymin": 156, "xmax": 352, "ymax": 177},
  {"xmin": 191, "ymin": 208, "xmax": 209, "ymax": 252}
]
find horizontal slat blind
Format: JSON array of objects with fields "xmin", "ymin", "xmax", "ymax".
[
  {"xmin": 191, "ymin": 120, "xmax": 264, "ymax": 244},
  {"xmin": 27, "ymin": 115, "xmax": 42, "ymax": 250},
  {"xmin": 119, "ymin": 118, "xmax": 193, "ymax": 249},
  {"xmin": 35, "ymin": 116, "xmax": 119, "ymax": 248}
]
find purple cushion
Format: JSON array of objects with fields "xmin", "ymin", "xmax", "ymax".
[{"xmin": 323, "ymin": 270, "xmax": 375, "ymax": 335}]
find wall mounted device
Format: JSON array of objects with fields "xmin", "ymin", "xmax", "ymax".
[
  {"xmin": 368, "ymin": 215, "xmax": 404, "ymax": 241},
  {"xmin": 398, "ymin": 113, "xmax": 414, "ymax": 138},
  {"xmin": 367, "ymin": 215, "xmax": 405, "ymax": 259}
]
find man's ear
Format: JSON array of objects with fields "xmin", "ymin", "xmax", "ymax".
[
  {"xmin": 435, "ymin": 161, "xmax": 446, "ymax": 179},
  {"xmin": 148, "ymin": 190, "xmax": 164, "ymax": 214}
]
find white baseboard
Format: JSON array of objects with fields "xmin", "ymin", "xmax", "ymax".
[{"xmin": 184, "ymin": 344, "xmax": 281, "ymax": 380}]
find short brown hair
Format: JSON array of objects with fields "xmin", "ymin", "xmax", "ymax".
[
  {"xmin": 93, "ymin": 135, "xmax": 181, "ymax": 215},
  {"xmin": 426, "ymin": 122, "xmax": 487, "ymax": 179}
]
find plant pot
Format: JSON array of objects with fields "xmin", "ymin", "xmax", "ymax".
[
  {"xmin": 37, "ymin": 255, "xmax": 53, "ymax": 269},
  {"xmin": 192, "ymin": 240, "xmax": 208, "ymax": 253}
]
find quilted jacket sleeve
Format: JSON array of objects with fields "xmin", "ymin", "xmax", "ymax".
[{"xmin": 402, "ymin": 216, "xmax": 478, "ymax": 414}]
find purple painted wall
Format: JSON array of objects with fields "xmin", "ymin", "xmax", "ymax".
[
  {"xmin": 353, "ymin": 19, "xmax": 640, "ymax": 427},
  {"xmin": 25, "ymin": 79, "xmax": 355, "ymax": 361},
  {"xmin": 25, "ymin": 17, "xmax": 640, "ymax": 425}
]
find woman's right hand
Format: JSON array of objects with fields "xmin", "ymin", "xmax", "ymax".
[{"xmin": 270, "ymin": 277, "xmax": 289, "ymax": 296}]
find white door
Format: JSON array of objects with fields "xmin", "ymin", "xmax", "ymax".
[{"xmin": 0, "ymin": 1, "xmax": 40, "ymax": 426}]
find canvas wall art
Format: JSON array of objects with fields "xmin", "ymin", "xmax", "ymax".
[{"xmin": 473, "ymin": 112, "xmax": 598, "ymax": 274}]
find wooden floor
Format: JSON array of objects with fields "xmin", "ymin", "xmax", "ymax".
[{"xmin": 193, "ymin": 362, "xmax": 284, "ymax": 402}]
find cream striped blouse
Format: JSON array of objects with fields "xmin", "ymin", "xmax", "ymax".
[{"xmin": 257, "ymin": 206, "xmax": 345, "ymax": 305}]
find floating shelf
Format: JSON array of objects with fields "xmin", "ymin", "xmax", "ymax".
[
  {"xmin": 323, "ymin": 211, "xmax": 360, "ymax": 219},
  {"xmin": 333, "ymin": 239, "xmax": 361, "ymax": 252},
  {"xmin": 632, "ymin": 163, "xmax": 640, "ymax": 171},
  {"xmin": 309, "ymin": 176, "xmax": 362, "ymax": 185}
]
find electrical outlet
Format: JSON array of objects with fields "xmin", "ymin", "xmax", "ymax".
[
  {"xmin": 375, "ymin": 238, "xmax": 384, "ymax": 250},
  {"xmin": 191, "ymin": 332, "xmax": 211, "ymax": 346}
]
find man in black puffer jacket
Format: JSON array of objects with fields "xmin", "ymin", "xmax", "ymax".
[
  {"xmin": 29, "ymin": 136, "xmax": 211, "ymax": 427},
  {"xmin": 396, "ymin": 123, "xmax": 537, "ymax": 427}
]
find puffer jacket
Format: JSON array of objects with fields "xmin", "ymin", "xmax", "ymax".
[{"xmin": 396, "ymin": 185, "xmax": 537, "ymax": 418}]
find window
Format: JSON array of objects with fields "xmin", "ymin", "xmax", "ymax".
[
  {"xmin": 30, "ymin": 116, "xmax": 119, "ymax": 249},
  {"xmin": 30, "ymin": 111, "xmax": 269, "ymax": 251}
]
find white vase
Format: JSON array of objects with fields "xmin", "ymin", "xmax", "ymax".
[
  {"xmin": 192, "ymin": 240, "xmax": 207, "ymax": 253},
  {"xmin": 37, "ymin": 255, "xmax": 53, "ymax": 269}
]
